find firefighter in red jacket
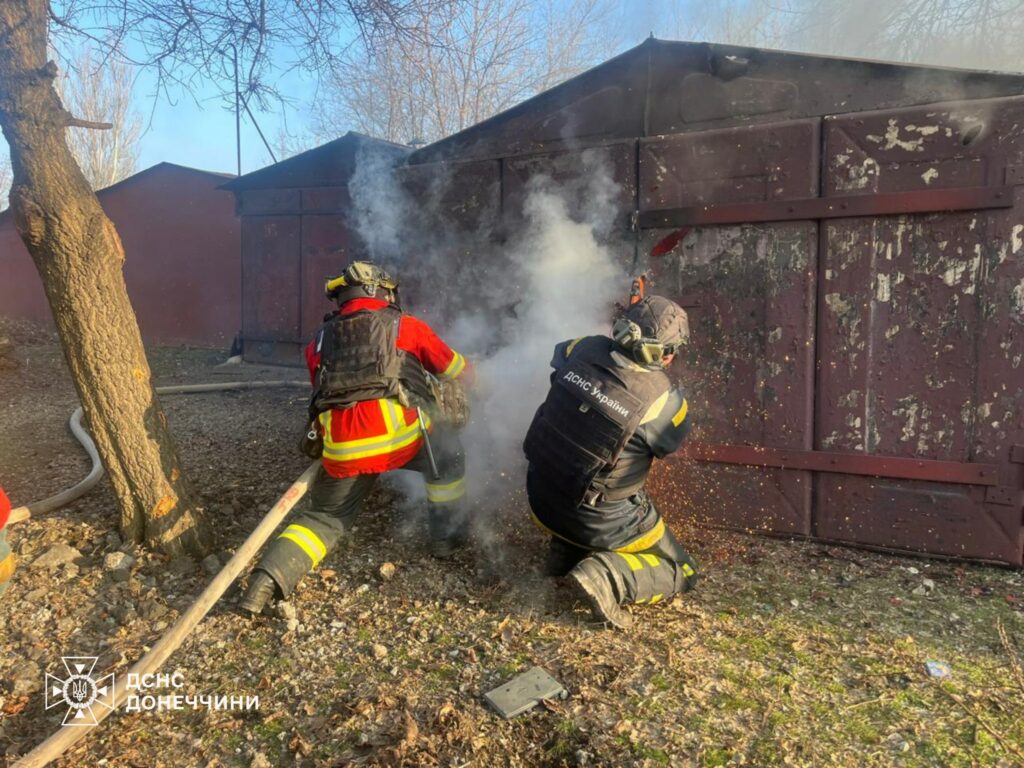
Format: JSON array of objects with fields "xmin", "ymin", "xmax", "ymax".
[
  {"xmin": 241, "ymin": 262, "xmax": 473, "ymax": 614},
  {"xmin": 0, "ymin": 487, "xmax": 14, "ymax": 596}
]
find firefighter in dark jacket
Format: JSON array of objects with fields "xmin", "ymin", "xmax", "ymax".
[
  {"xmin": 241, "ymin": 262, "xmax": 473, "ymax": 614},
  {"xmin": 523, "ymin": 295, "xmax": 698, "ymax": 629}
]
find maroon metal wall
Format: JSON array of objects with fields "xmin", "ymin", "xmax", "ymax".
[
  {"xmin": 236, "ymin": 187, "xmax": 355, "ymax": 365},
  {"xmin": 640, "ymin": 120, "xmax": 821, "ymax": 537},
  {"xmin": 0, "ymin": 163, "xmax": 240, "ymax": 348},
  {"xmin": 636, "ymin": 98, "xmax": 1024, "ymax": 564},
  {"xmin": 812, "ymin": 97, "xmax": 1024, "ymax": 563},
  {"xmin": 231, "ymin": 48, "xmax": 1024, "ymax": 564}
]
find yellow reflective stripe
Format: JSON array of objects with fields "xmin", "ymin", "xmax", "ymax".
[
  {"xmin": 321, "ymin": 399, "xmax": 427, "ymax": 459},
  {"xmin": 288, "ymin": 525, "xmax": 327, "ymax": 561},
  {"xmin": 640, "ymin": 553, "xmax": 661, "ymax": 567},
  {"xmin": 426, "ymin": 477, "xmax": 466, "ymax": 503},
  {"xmin": 279, "ymin": 524, "xmax": 327, "ymax": 566},
  {"xmin": 380, "ymin": 399, "xmax": 399, "ymax": 432},
  {"xmin": 640, "ymin": 390, "xmax": 670, "ymax": 424},
  {"xmin": 615, "ymin": 519, "xmax": 666, "ymax": 553},
  {"xmin": 618, "ymin": 552, "xmax": 644, "ymax": 571},
  {"xmin": 682, "ymin": 563, "xmax": 695, "ymax": 578},
  {"xmin": 635, "ymin": 598, "xmax": 647, "ymax": 605},
  {"xmin": 320, "ymin": 401, "xmax": 400, "ymax": 449},
  {"xmin": 279, "ymin": 532, "xmax": 318, "ymax": 563},
  {"xmin": 442, "ymin": 351, "xmax": 466, "ymax": 379},
  {"xmin": 565, "ymin": 337, "xmax": 583, "ymax": 357},
  {"xmin": 649, "ymin": 594, "xmax": 663, "ymax": 604},
  {"xmin": 0, "ymin": 552, "xmax": 15, "ymax": 583},
  {"xmin": 671, "ymin": 398, "xmax": 689, "ymax": 427},
  {"xmin": 323, "ymin": 423, "xmax": 423, "ymax": 460}
]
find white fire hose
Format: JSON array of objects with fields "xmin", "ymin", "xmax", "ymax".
[
  {"xmin": 10, "ymin": 380, "xmax": 315, "ymax": 767},
  {"xmin": 8, "ymin": 381, "xmax": 309, "ymax": 526}
]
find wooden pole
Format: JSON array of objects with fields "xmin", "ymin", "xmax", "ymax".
[{"xmin": 14, "ymin": 461, "xmax": 319, "ymax": 768}]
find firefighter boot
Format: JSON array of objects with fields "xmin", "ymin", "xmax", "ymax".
[
  {"xmin": 239, "ymin": 571, "xmax": 278, "ymax": 615},
  {"xmin": 430, "ymin": 529, "xmax": 469, "ymax": 558},
  {"xmin": 567, "ymin": 556, "xmax": 633, "ymax": 630},
  {"xmin": 428, "ymin": 502, "xmax": 470, "ymax": 558}
]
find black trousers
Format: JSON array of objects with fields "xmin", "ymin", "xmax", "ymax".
[
  {"xmin": 255, "ymin": 427, "xmax": 467, "ymax": 597},
  {"xmin": 528, "ymin": 469, "xmax": 698, "ymax": 605}
]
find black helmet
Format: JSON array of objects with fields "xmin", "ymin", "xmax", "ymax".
[
  {"xmin": 324, "ymin": 261, "xmax": 399, "ymax": 304},
  {"xmin": 611, "ymin": 295, "xmax": 690, "ymax": 367}
]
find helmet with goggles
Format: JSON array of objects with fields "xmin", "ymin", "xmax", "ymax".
[{"xmin": 611, "ymin": 295, "xmax": 689, "ymax": 367}]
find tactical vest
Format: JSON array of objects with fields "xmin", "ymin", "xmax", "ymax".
[
  {"xmin": 311, "ymin": 306, "xmax": 433, "ymax": 414},
  {"xmin": 523, "ymin": 336, "xmax": 669, "ymax": 506}
]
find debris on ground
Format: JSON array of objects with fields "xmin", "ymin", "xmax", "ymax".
[
  {"xmin": 1, "ymin": 321, "xmax": 1023, "ymax": 767},
  {"xmin": 484, "ymin": 666, "xmax": 568, "ymax": 719}
]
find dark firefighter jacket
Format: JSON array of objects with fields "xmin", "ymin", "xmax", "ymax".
[{"xmin": 524, "ymin": 335, "xmax": 692, "ymax": 550}]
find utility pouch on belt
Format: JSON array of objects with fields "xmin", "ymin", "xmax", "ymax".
[
  {"xmin": 429, "ymin": 375, "xmax": 471, "ymax": 429},
  {"xmin": 298, "ymin": 419, "xmax": 323, "ymax": 459}
]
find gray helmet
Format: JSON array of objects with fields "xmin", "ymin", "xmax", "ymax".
[{"xmin": 612, "ymin": 295, "xmax": 690, "ymax": 366}]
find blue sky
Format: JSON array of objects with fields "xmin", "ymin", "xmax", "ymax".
[
  {"xmin": 133, "ymin": 67, "xmax": 316, "ymax": 176},
  {"xmin": 130, "ymin": 1, "xmax": 672, "ymax": 177},
  {"xmin": 0, "ymin": 1, "xmax": 689, "ymax": 182}
]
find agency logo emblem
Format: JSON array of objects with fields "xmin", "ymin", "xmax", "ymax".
[{"xmin": 45, "ymin": 657, "xmax": 115, "ymax": 726}]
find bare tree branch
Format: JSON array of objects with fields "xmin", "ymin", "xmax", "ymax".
[
  {"xmin": 314, "ymin": 0, "xmax": 617, "ymax": 146},
  {"xmin": 56, "ymin": 43, "xmax": 143, "ymax": 188}
]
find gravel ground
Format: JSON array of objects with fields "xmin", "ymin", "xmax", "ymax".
[{"xmin": 1, "ymin": 319, "xmax": 1023, "ymax": 768}]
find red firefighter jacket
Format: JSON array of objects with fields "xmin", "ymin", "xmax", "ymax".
[
  {"xmin": 0, "ymin": 487, "xmax": 13, "ymax": 591},
  {"xmin": 305, "ymin": 298, "xmax": 470, "ymax": 477}
]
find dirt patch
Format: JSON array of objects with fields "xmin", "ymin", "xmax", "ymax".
[{"xmin": 1, "ymin": 324, "xmax": 1022, "ymax": 767}]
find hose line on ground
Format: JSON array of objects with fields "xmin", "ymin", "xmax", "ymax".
[
  {"xmin": 7, "ymin": 380, "xmax": 308, "ymax": 525},
  {"xmin": 10, "ymin": 379, "xmax": 313, "ymax": 768}
]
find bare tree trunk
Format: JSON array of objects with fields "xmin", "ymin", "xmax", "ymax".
[{"xmin": 0, "ymin": 0, "xmax": 211, "ymax": 557}]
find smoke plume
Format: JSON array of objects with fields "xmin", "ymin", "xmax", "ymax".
[{"xmin": 348, "ymin": 144, "xmax": 629, "ymax": 550}]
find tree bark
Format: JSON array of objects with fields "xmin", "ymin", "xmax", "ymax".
[{"xmin": 0, "ymin": 0, "xmax": 212, "ymax": 556}]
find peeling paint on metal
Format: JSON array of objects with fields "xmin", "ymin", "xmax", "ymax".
[
  {"xmin": 874, "ymin": 273, "xmax": 891, "ymax": 302},
  {"xmin": 835, "ymin": 157, "xmax": 880, "ymax": 191},
  {"xmin": 866, "ymin": 119, "xmax": 927, "ymax": 152},
  {"xmin": 942, "ymin": 259, "xmax": 973, "ymax": 287},
  {"xmin": 1011, "ymin": 224, "xmax": 1023, "ymax": 254},
  {"xmin": 825, "ymin": 292, "xmax": 851, "ymax": 315},
  {"xmin": 894, "ymin": 397, "xmax": 919, "ymax": 442},
  {"xmin": 921, "ymin": 168, "xmax": 939, "ymax": 185},
  {"xmin": 838, "ymin": 391, "xmax": 859, "ymax": 408},
  {"xmin": 1011, "ymin": 278, "xmax": 1024, "ymax": 321}
]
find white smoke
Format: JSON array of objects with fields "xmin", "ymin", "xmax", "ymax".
[
  {"xmin": 347, "ymin": 145, "xmax": 628, "ymax": 545},
  {"xmin": 460, "ymin": 171, "xmax": 626, "ymax": 490}
]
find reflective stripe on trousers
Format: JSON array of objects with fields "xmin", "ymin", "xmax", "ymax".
[{"xmin": 591, "ymin": 549, "xmax": 695, "ymax": 606}]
